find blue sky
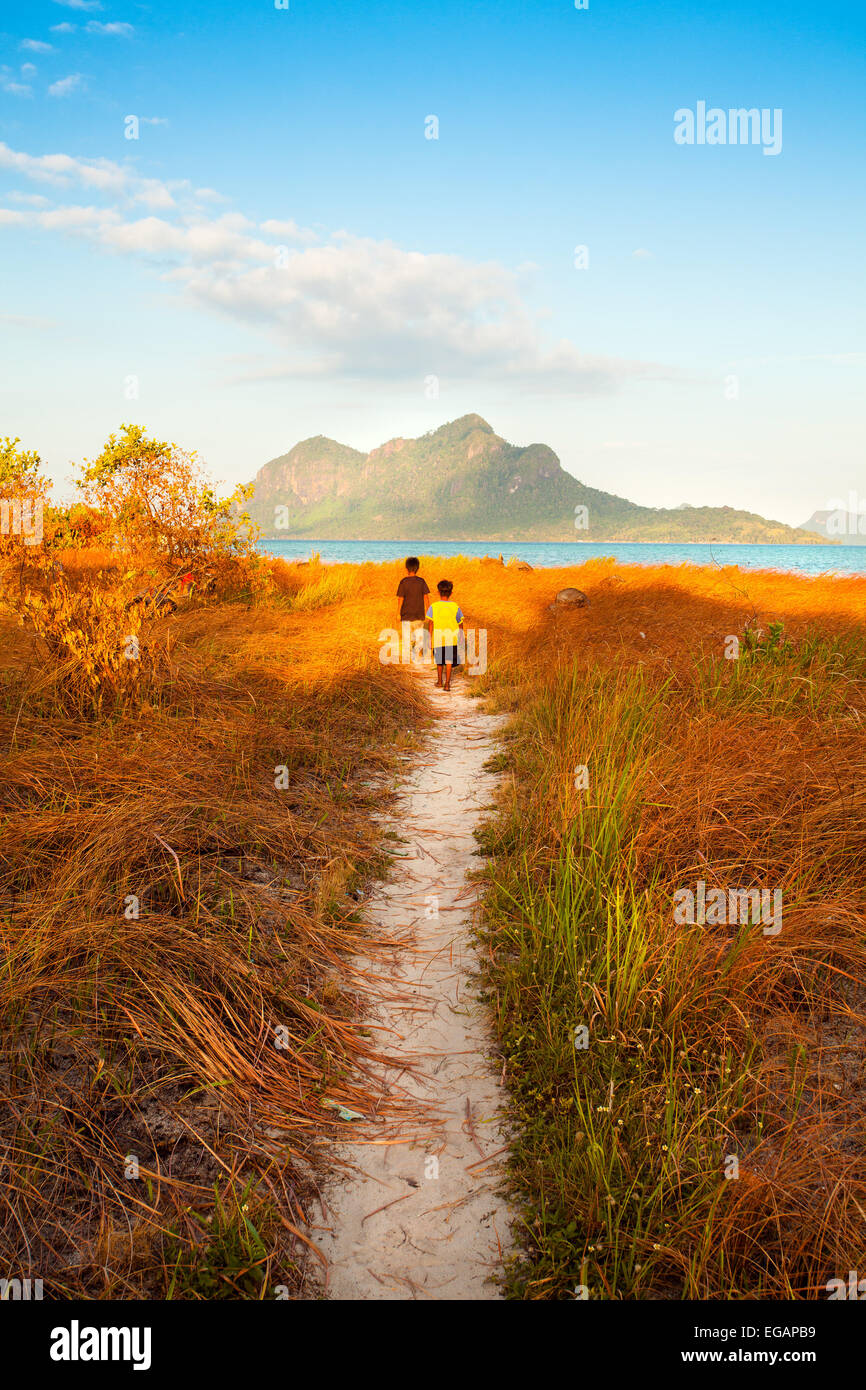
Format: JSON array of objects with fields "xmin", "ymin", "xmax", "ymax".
[{"xmin": 1, "ymin": 0, "xmax": 864, "ymax": 523}]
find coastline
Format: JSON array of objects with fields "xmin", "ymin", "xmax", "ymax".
[{"xmin": 256, "ymin": 537, "xmax": 866, "ymax": 577}]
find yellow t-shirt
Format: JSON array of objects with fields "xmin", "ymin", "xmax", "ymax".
[{"xmin": 426, "ymin": 599, "xmax": 463, "ymax": 645}]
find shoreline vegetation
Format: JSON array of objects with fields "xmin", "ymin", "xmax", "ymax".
[
  {"xmin": 255, "ymin": 534, "xmax": 837, "ymax": 546},
  {"xmin": 0, "ymin": 555, "xmax": 428, "ymax": 1298},
  {"xmin": 475, "ymin": 562, "xmax": 866, "ymax": 1299},
  {"xmin": 1, "ymin": 427, "xmax": 864, "ymax": 1299}
]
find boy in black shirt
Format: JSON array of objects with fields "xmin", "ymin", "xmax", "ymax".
[{"xmin": 395, "ymin": 557, "xmax": 430, "ymax": 664}]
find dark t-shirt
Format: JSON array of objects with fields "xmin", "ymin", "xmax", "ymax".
[{"xmin": 396, "ymin": 574, "xmax": 430, "ymax": 620}]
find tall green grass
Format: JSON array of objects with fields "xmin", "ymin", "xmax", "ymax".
[{"xmin": 478, "ymin": 653, "xmax": 865, "ymax": 1300}]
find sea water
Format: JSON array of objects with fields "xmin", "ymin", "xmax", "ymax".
[{"xmin": 258, "ymin": 538, "xmax": 866, "ymax": 577}]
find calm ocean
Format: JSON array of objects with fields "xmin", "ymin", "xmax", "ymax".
[{"xmin": 258, "ymin": 538, "xmax": 866, "ymax": 577}]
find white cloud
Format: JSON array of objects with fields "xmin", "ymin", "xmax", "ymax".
[
  {"xmin": 134, "ymin": 184, "xmax": 174, "ymax": 210},
  {"xmin": 260, "ymin": 217, "xmax": 319, "ymax": 245},
  {"xmin": 0, "ymin": 70, "xmax": 32, "ymax": 97},
  {"xmin": 51, "ymin": 0, "xmax": 101, "ymax": 10},
  {"xmin": 39, "ymin": 205, "xmax": 119, "ymax": 230},
  {"xmin": 48, "ymin": 73, "xmax": 85, "ymax": 97},
  {"xmin": 178, "ymin": 236, "xmax": 666, "ymax": 388},
  {"xmin": 0, "ymin": 144, "xmax": 121, "ymax": 191},
  {"xmin": 20, "ymin": 39, "xmax": 54, "ymax": 53},
  {"xmin": 50, "ymin": 23, "xmax": 76, "ymax": 32},
  {"xmin": 0, "ymin": 140, "xmax": 673, "ymax": 392},
  {"xmin": 21, "ymin": 63, "xmax": 38, "ymax": 77},
  {"xmin": 631, "ymin": 248, "xmax": 653, "ymax": 259},
  {"xmin": 96, "ymin": 215, "xmax": 186, "ymax": 255},
  {"xmin": 85, "ymin": 21, "xmax": 134, "ymax": 36},
  {"xmin": 0, "ymin": 203, "xmax": 119, "ymax": 236},
  {"xmin": 8, "ymin": 191, "xmax": 51, "ymax": 206},
  {"xmin": 98, "ymin": 213, "xmax": 271, "ymax": 264},
  {"xmin": 0, "ymin": 143, "xmax": 174, "ymax": 209}
]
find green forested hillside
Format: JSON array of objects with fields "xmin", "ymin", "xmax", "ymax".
[{"xmin": 246, "ymin": 414, "xmax": 823, "ymax": 544}]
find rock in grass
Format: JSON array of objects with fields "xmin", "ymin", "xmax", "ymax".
[{"xmin": 549, "ymin": 587, "xmax": 590, "ymax": 609}]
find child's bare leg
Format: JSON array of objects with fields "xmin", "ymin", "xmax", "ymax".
[
  {"xmin": 443, "ymin": 662, "xmax": 453, "ymax": 691},
  {"xmin": 434, "ymin": 663, "xmax": 444, "ymax": 687}
]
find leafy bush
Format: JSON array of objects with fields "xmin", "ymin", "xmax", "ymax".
[{"xmin": 19, "ymin": 572, "xmax": 164, "ymax": 716}]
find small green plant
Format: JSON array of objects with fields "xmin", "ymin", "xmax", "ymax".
[
  {"xmin": 741, "ymin": 620, "xmax": 794, "ymax": 662},
  {"xmin": 164, "ymin": 1181, "xmax": 273, "ymax": 1300}
]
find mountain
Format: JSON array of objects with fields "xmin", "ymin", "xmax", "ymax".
[
  {"xmin": 799, "ymin": 508, "xmax": 866, "ymax": 545},
  {"xmin": 246, "ymin": 414, "xmax": 826, "ymax": 544}
]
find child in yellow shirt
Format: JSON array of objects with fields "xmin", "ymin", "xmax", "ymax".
[{"xmin": 426, "ymin": 580, "xmax": 464, "ymax": 691}]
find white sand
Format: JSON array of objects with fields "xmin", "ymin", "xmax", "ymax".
[{"xmin": 316, "ymin": 677, "xmax": 515, "ymax": 1300}]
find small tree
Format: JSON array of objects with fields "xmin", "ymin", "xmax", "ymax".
[
  {"xmin": 77, "ymin": 424, "xmax": 258, "ymax": 566},
  {"xmin": 48, "ymin": 502, "xmax": 110, "ymax": 549},
  {"xmin": 0, "ymin": 436, "xmax": 45, "ymax": 493},
  {"xmin": 0, "ymin": 437, "xmax": 51, "ymax": 581}
]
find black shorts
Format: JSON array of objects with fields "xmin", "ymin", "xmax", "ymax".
[{"xmin": 433, "ymin": 645, "xmax": 460, "ymax": 667}]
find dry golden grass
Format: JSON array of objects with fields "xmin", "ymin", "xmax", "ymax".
[
  {"xmin": 0, "ymin": 556, "xmax": 428, "ymax": 1298},
  {"xmin": 1, "ymin": 547, "xmax": 864, "ymax": 1300},
  {"xmin": 464, "ymin": 553, "xmax": 866, "ymax": 1299}
]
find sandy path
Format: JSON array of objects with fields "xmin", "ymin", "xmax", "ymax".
[{"xmin": 317, "ymin": 677, "xmax": 514, "ymax": 1300}]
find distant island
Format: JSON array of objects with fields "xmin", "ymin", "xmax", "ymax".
[
  {"xmin": 246, "ymin": 414, "xmax": 827, "ymax": 545},
  {"xmin": 799, "ymin": 508, "xmax": 866, "ymax": 546}
]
